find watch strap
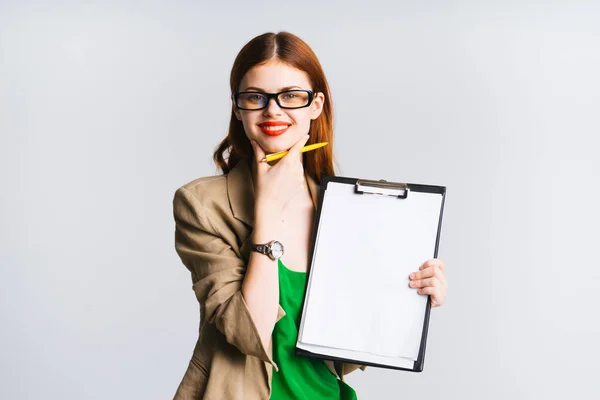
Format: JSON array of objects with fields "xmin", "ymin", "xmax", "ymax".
[{"xmin": 252, "ymin": 243, "xmax": 270, "ymax": 255}]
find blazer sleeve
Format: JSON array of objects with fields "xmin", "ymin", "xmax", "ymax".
[
  {"xmin": 324, "ymin": 360, "xmax": 367, "ymax": 380},
  {"xmin": 173, "ymin": 186, "xmax": 275, "ymax": 367}
]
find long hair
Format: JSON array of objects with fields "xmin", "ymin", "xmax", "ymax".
[{"xmin": 213, "ymin": 31, "xmax": 336, "ymax": 183}]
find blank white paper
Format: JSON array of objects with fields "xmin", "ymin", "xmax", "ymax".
[{"xmin": 297, "ymin": 181, "xmax": 443, "ymax": 362}]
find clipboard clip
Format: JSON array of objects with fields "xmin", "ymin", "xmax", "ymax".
[{"xmin": 355, "ymin": 179, "xmax": 409, "ymax": 199}]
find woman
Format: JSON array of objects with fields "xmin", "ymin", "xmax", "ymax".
[{"xmin": 172, "ymin": 31, "xmax": 448, "ymax": 400}]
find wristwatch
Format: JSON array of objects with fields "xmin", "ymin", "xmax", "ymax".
[{"xmin": 251, "ymin": 240, "xmax": 284, "ymax": 260}]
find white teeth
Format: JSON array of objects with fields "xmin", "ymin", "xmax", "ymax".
[{"xmin": 262, "ymin": 125, "xmax": 288, "ymax": 131}]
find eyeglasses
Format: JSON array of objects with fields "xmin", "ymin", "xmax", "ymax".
[{"xmin": 232, "ymin": 90, "xmax": 314, "ymax": 110}]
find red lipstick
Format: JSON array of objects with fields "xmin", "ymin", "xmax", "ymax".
[{"xmin": 258, "ymin": 121, "xmax": 291, "ymax": 137}]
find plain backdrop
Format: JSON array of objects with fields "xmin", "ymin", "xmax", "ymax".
[{"xmin": 1, "ymin": 1, "xmax": 599, "ymax": 399}]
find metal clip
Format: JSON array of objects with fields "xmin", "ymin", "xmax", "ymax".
[{"xmin": 355, "ymin": 179, "xmax": 409, "ymax": 199}]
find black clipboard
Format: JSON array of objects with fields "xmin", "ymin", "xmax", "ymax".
[{"xmin": 295, "ymin": 175, "xmax": 446, "ymax": 372}]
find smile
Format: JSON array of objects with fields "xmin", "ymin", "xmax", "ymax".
[{"xmin": 258, "ymin": 122, "xmax": 291, "ymax": 137}]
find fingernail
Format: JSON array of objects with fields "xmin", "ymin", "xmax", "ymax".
[{"xmin": 409, "ymin": 273, "xmax": 415, "ymax": 279}]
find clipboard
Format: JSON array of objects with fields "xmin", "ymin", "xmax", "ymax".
[{"xmin": 295, "ymin": 175, "xmax": 446, "ymax": 372}]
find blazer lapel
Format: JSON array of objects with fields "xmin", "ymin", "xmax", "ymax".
[{"xmin": 227, "ymin": 159, "xmax": 255, "ymax": 227}]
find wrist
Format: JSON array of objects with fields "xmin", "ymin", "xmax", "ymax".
[
  {"xmin": 251, "ymin": 240, "xmax": 284, "ymax": 260},
  {"xmin": 252, "ymin": 212, "xmax": 283, "ymax": 244}
]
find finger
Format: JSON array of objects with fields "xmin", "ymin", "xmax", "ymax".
[
  {"xmin": 409, "ymin": 266, "xmax": 436, "ymax": 280},
  {"xmin": 284, "ymin": 135, "xmax": 310, "ymax": 160},
  {"xmin": 417, "ymin": 286, "xmax": 437, "ymax": 296},
  {"xmin": 408, "ymin": 277, "xmax": 439, "ymax": 289},
  {"xmin": 250, "ymin": 140, "xmax": 267, "ymax": 167},
  {"xmin": 422, "ymin": 286, "xmax": 445, "ymax": 307},
  {"xmin": 419, "ymin": 259, "xmax": 445, "ymax": 271},
  {"xmin": 412, "ymin": 263, "xmax": 447, "ymax": 281},
  {"xmin": 435, "ymin": 266, "xmax": 448, "ymax": 287},
  {"xmin": 415, "ymin": 264, "xmax": 447, "ymax": 284}
]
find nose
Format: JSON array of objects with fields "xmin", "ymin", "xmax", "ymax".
[{"xmin": 263, "ymin": 97, "xmax": 283, "ymax": 116}]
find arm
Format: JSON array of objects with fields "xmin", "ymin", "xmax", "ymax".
[
  {"xmin": 241, "ymin": 207, "xmax": 284, "ymax": 351},
  {"xmin": 242, "ymin": 135, "xmax": 311, "ymax": 351}
]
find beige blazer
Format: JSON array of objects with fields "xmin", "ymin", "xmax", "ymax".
[{"xmin": 172, "ymin": 159, "xmax": 365, "ymax": 400}]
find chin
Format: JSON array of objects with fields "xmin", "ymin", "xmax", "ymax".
[{"xmin": 258, "ymin": 135, "xmax": 296, "ymax": 153}]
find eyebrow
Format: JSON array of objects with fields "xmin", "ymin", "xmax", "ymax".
[{"xmin": 242, "ymin": 85, "xmax": 303, "ymax": 92}]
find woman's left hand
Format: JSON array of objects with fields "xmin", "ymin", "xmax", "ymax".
[{"xmin": 409, "ymin": 259, "xmax": 448, "ymax": 307}]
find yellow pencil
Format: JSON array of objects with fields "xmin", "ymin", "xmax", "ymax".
[{"xmin": 261, "ymin": 142, "xmax": 329, "ymax": 163}]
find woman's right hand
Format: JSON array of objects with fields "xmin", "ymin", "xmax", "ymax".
[{"xmin": 250, "ymin": 134, "xmax": 310, "ymax": 218}]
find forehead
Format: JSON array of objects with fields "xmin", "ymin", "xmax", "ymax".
[{"xmin": 240, "ymin": 60, "xmax": 312, "ymax": 91}]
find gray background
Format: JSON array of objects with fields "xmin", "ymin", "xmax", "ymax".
[{"xmin": 1, "ymin": 1, "xmax": 599, "ymax": 399}]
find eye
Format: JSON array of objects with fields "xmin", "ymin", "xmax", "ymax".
[
  {"xmin": 281, "ymin": 92, "xmax": 298, "ymax": 100},
  {"xmin": 238, "ymin": 92, "xmax": 266, "ymax": 102},
  {"xmin": 247, "ymin": 94, "xmax": 263, "ymax": 101}
]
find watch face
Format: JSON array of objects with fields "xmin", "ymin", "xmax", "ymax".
[{"xmin": 271, "ymin": 241, "xmax": 284, "ymax": 259}]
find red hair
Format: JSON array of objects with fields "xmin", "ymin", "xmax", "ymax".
[{"xmin": 213, "ymin": 31, "xmax": 336, "ymax": 182}]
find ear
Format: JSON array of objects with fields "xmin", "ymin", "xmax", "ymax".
[
  {"xmin": 233, "ymin": 104, "xmax": 242, "ymax": 121},
  {"xmin": 310, "ymin": 92, "xmax": 325, "ymax": 120},
  {"xmin": 232, "ymin": 95, "xmax": 243, "ymax": 121}
]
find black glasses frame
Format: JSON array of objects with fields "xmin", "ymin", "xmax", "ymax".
[{"xmin": 232, "ymin": 89, "xmax": 314, "ymax": 110}]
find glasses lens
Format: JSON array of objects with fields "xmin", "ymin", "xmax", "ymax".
[
  {"xmin": 237, "ymin": 92, "xmax": 267, "ymax": 109},
  {"xmin": 278, "ymin": 90, "xmax": 310, "ymax": 108}
]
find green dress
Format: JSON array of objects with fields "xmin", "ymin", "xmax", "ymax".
[{"xmin": 270, "ymin": 259, "xmax": 358, "ymax": 400}]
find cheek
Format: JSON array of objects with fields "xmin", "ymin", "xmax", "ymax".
[
  {"xmin": 290, "ymin": 111, "xmax": 313, "ymax": 131},
  {"xmin": 239, "ymin": 113, "xmax": 258, "ymax": 132}
]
